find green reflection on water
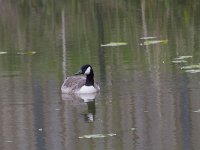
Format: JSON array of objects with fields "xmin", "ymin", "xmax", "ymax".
[{"xmin": 0, "ymin": 1, "xmax": 200, "ymax": 150}]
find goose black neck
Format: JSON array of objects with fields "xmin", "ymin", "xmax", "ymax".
[{"xmin": 85, "ymin": 70, "xmax": 94, "ymax": 86}]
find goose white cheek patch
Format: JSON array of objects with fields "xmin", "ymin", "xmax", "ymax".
[{"xmin": 84, "ymin": 67, "xmax": 91, "ymax": 75}]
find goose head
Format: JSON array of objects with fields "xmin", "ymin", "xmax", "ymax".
[{"xmin": 75, "ymin": 64, "xmax": 93, "ymax": 75}]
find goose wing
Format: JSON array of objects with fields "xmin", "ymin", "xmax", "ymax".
[
  {"xmin": 94, "ymin": 81, "xmax": 100, "ymax": 91},
  {"xmin": 61, "ymin": 76, "xmax": 86, "ymax": 93}
]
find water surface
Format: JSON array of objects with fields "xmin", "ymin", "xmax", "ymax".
[{"xmin": 0, "ymin": 1, "xmax": 200, "ymax": 150}]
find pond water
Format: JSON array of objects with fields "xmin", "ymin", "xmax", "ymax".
[{"xmin": 1, "ymin": 1, "xmax": 200, "ymax": 150}]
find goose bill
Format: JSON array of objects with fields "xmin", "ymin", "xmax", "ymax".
[{"xmin": 75, "ymin": 70, "xmax": 82, "ymax": 75}]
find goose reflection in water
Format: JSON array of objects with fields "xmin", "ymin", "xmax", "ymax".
[{"xmin": 61, "ymin": 92, "xmax": 98, "ymax": 122}]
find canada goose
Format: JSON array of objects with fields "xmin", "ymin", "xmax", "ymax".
[{"xmin": 61, "ymin": 64, "xmax": 100, "ymax": 94}]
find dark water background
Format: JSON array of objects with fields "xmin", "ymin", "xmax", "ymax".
[{"xmin": 0, "ymin": 1, "xmax": 200, "ymax": 150}]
